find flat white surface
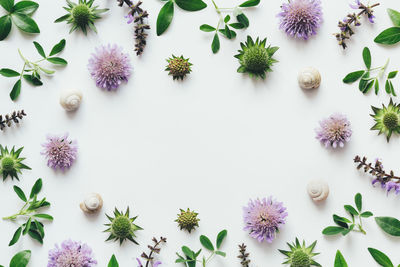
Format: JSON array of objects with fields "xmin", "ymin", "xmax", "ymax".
[{"xmin": 1, "ymin": 0, "xmax": 400, "ymax": 266}]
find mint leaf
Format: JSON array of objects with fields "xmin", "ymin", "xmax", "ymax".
[
  {"xmin": 388, "ymin": 8, "xmax": 400, "ymax": 27},
  {"xmin": 175, "ymin": 0, "xmax": 206, "ymax": 11},
  {"xmin": 368, "ymin": 248, "xmax": 394, "ymax": 267},
  {"xmin": 375, "ymin": 217, "xmax": 400, "ymax": 237},
  {"xmin": 239, "ymin": 0, "xmax": 260, "ymax": 7},
  {"xmin": 156, "ymin": 0, "xmax": 174, "ymax": 36},
  {"xmin": 11, "ymin": 12, "xmax": 39, "ymax": 33},
  {"xmin": 13, "ymin": 1, "xmax": 39, "ymax": 16},
  {"xmin": 374, "ymin": 27, "xmax": 400, "ymax": 45},
  {"xmin": 0, "ymin": 0, "xmax": 14, "ymax": 12},
  {"xmin": 0, "ymin": 15, "xmax": 12, "ymax": 40}
]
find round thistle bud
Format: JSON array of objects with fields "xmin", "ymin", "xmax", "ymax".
[
  {"xmin": 371, "ymin": 99, "xmax": 400, "ymax": 142},
  {"xmin": 111, "ymin": 216, "xmax": 132, "ymax": 239},
  {"xmin": 104, "ymin": 207, "xmax": 142, "ymax": 245},
  {"xmin": 0, "ymin": 145, "xmax": 31, "ymax": 181},
  {"xmin": 175, "ymin": 208, "xmax": 200, "ymax": 233},
  {"xmin": 243, "ymin": 46, "xmax": 269, "ymax": 73},
  {"xmin": 383, "ymin": 112, "xmax": 398, "ymax": 130},
  {"xmin": 72, "ymin": 4, "xmax": 90, "ymax": 26},
  {"xmin": 1, "ymin": 157, "xmax": 14, "ymax": 172},
  {"xmin": 291, "ymin": 250, "xmax": 311, "ymax": 267},
  {"xmin": 166, "ymin": 55, "xmax": 192, "ymax": 80},
  {"xmin": 279, "ymin": 238, "xmax": 321, "ymax": 267}
]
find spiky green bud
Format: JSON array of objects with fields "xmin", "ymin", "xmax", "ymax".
[
  {"xmin": 371, "ymin": 99, "xmax": 400, "ymax": 142},
  {"xmin": 165, "ymin": 55, "xmax": 192, "ymax": 80},
  {"xmin": 0, "ymin": 145, "xmax": 31, "ymax": 181},
  {"xmin": 72, "ymin": 4, "xmax": 91, "ymax": 26},
  {"xmin": 383, "ymin": 112, "xmax": 398, "ymax": 130},
  {"xmin": 175, "ymin": 208, "xmax": 199, "ymax": 233},
  {"xmin": 279, "ymin": 238, "xmax": 321, "ymax": 267}
]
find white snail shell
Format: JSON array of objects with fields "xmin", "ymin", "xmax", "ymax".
[
  {"xmin": 80, "ymin": 193, "xmax": 103, "ymax": 213},
  {"xmin": 60, "ymin": 89, "xmax": 82, "ymax": 111},
  {"xmin": 307, "ymin": 180, "xmax": 329, "ymax": 202},
  {"xmin": 298, "ymin": 67, "xmax": 321, "ymax": 90}
]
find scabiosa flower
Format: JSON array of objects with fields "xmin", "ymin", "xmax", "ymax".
[
  {"xmin": 88, "ymin": 44, "xmax": 132, "ymax": 91},
  {"xmin": 278, "ymin": 0, "xmax": 323, "ymax": 40},
  {"xmin": 41, "ymin": 133, "xmax": 78, "ymax": 170},
  {"xmin": 48, "ymin": 240, "xmax": 97, "ymax": 267},
  {"xmin": 315, "ymin": 113, "xmax": 352, "ymax": 148},
  {"xmin": 243, "ymin": 197, "xmax": 288, "ymax": 243}
]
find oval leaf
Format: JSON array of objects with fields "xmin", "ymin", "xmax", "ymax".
[
  {"xmin": 46, "ymin": 57, "xmax": 67, "ymax": 65},
  {"xmin": 362, "ymin": 47, "xmax": 371, "ymax": 69},
  {"xmin": 11, "ymin": 13, "xmax": 40, "ymax": 33},
  {"xmin": 388, "ymin": 8, "xmax": 400, "ymax": 27},
  {"xmin": 200, "ymin": 235, "xmax": 214, "ymax": 251},
  {"xmin": 9, "ymin": 227, "xmax": 22, "ymax": 246},
  {"xmin": 374, "ymin": 27, "xmax": 400, "ymax": 45},
  {"xmin": 375, "ymin": 217, "xmax": 400, "ymax": 237},
  {"xmin": 322, "ymin": 226, "xmax": 345, "ymax": 235},
  {"xmin": 0, "ymin": 0, "xmax": 14, "ymax": 12},
  {"xmin": 355, "ymin": 193, "xmax": 362, "ymax": 211},
  {"xmin": 175, "ymin": 0, "xmax": 206, "ymax": 11},
  {"xmin": 13, "ymin": 1, "xmax": 39, "ymax": 16},
  {"xmin": 33, "ymin": 41, "xmax": 45, "ymax": 58},
  {"xmin": 236, "ymin": 13, "xmax": 249, "ymax": 28},
  {"xmin": 156, "ymin": 0, "xmax": 174, "ymax": 36},
  {"xmin": 0, "ymin": 15, "xmax": 12, "ymax": 41},
  {"xmin": 344, "ymin": 205, "xmax": 359, "ymax": 216},
  {"xmin": 239, "ymin": 0, "xmax": 260, "ymax": 7},
  {"xmin": 13, "ymin": 186, "xmax": 27, "ymax": 202},
  {"xmin": 33, "ymin": 214, "xmax": 53, "ymax": 221},
  {"xmin": 10, "ymin": 79, "xmax": 21, "ymax": 101},
  {"xmin": 334, "ymin": 250, "xmax": 348, "ymax": 267},
  {"xmin": 211, "ymin": 33, "xmax": 220, "ymax": 53},
  {"xmin": 343, "ymin": 70, "xmax": 365, "ymax": 83},
  {"xmin": 368, "ymin": 248, "xmax": 394, "ymax": 267},
  {"xmin": 29, "ymin": 178, "xmax": 42, "ymax": 199},
  {"xmin": 0, "ymin": 68, "xmax": 20, "ymax": 77},
  {"xmin": 199, "ymin": 24, "xmax": 215, "ymax": 32},
  {"xmin": 216, "ymin": 229, "xmax": 227, "ymax": 249},
  {"xmin": 10, "ymin": 250, "xmax": 31, "ymax": 267},
  {"xmin": 49, "ymin": 39, "xmax": 66, "ymax": 56}
]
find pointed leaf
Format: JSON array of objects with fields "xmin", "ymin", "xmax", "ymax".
[
  {"xmin": 14, "ymin": 1, "xmax": 39, "ymax": 16},
  {"xmin": 200, "ymin": 235, "xmax": 214, "ymax": 251},
  {"xmin": 11, "ymin": 13, "xmax": 39, "ymax": 33},
  {"xmin": 211, "ymin": 33, "xmax": 220, "ymax": 53},
  {"xmin": 199, "ymin": 24, "xmax": 215, "ymax": 32},
  {"xmin": 10, "ymin": 79, "xmax": 21, "ymax": 101},
  {"xmin": 13, "ymin": 186, "xmax": 27, "ymax": 202},
  {"xmin": 0, "ymin": 68, "xmax": 20, "ymax": 77},
  {"xmin": 108, "ymin": 255, "xmax": 119, "ymax": 267},
  {"xmin": 343, "ymin": 70, "xmax": 365, "ymax": 83},
  {"xmin": 29, "ymin": 178, "xmax": 42, "ymax": 198},
  {"xmin": 362, "ymin": 47, "xmax": 371, "ymax": 69},
  {"xmin": 322, "ymin": 226, "xmax": 345, "ymax": 235},
  {"xmin": 33, "ymin": 41, "xmax": 45, "ymax": 58},
  {"xmin": 368, "ymin": 248, "xmax": 394, "ymax": 267},
  {"xmin": 9, "ymin": 227, "xmax": 22, "ymax": 246},
  {"xmin": 0, "ymin": 0, "xmax": 14, "ymax": 12},
  {"xmin": 355, "ymin": 193, "xmax": 362, "ymax": 211},
  {"xmin": 334, "ymin": 250, "xmax": 348, "ymax": 267},
  {"xmin": 156, "ymin": 1, "xmax": 174, "ymax": 36},
  {"xmin": 375, "ymin": 217, "xmax": 400, "ymax": 236},
  {"xmin": 216, "ymin": 229, "xmax": 227, "ymax": 249},
  {"xmin": 239, "ymin": 0, "xmax": 260, "ymax": 7},
  {"xmin": 388, "ymin": 8, "xmax": 400, "ymax": 27},
  {"xmin": 175, "ymin": 0, "xmax": 206, "ymax": 11},
  {"xmin": 0, "ymin": 15, "xmax": 12, "ymax": 41},
  {"xmin": 10, "ymin": 250, "xmax": 31, "ymax": 267},
  {"xmin": 374, "ymin": 27, "xmax": 400, "ymax": 45}
]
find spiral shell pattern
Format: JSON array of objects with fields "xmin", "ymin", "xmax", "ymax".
[
  {"xmin": 307, "ymin": 180, "xmax": 329, "ymax": 202},
  {"xmin": 60, "ymin": 89, "xmax": 83, "ymax": 111},
  {"xmin": 80, "ymin": 193, "xmax": 103, "ymax": 213},
  {"xmin": 298, "ymin": 67, "xmax": 321, "ymax": 90}
]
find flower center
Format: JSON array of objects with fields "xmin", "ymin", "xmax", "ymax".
[
  {"xmin": 111, "ymin": 216, "xmax": 131, "ymax": 238},
  {"xmin": 383, "ymin": 112, "xmax": 398, "ymax": 130},
  {"xmin": 72, "ymin": 4, "xmax": 90, "ymax": 26},
  {"xmin": 1, "ymin": 157, "xmax": 14, "ymax": 172},
  {"xmin": 169, "ymin": 59, "xmax": 189, "ymax": 76},
  {"xmin": 291, "ymin": 250, "xmax": 311, "ymax": 267},
  {"xmin": 243, "ymin": 46, "xmax": 269, "ymax": 72}
]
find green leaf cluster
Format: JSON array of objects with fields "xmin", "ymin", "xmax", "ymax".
[
  {"xmin": 0, "ymin": 250, "xmax": 31, "ymax": 267},
  {"xmin": 322, "ymin": 193, "xmax": 373, "ymax": 236},
  {"xmin": 0, "ymin": 39, "xmax": 67, "ymax": 100},
  {"xmin": 343, "ymin": 47, "xmax": 397, "ymax": 96},
  {"xmin": 176, "ymin": 229, "xmax": 227, "ymax": 267},
  {"xmin": 375, "ymin": 9, "xmax": 400, "ymax": 45},
  {"xmin": 3, "ymin": 178, "xmax": 53, "ymax": 246},
  {"xmin": 0, "ymin": 0, "xmax": 40, "ymax": 40}
]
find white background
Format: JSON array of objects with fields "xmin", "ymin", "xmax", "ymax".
[{"xmin": 1, "ymin": 0, "xmax": 400, "ymax": 266}]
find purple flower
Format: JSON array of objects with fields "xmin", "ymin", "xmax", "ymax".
[
  {"xmin": 315, "ymin": 113, "xmax": 352, "ymax": 148},
  {"xmin": 277, "ymin": 0, "xmax": 323, "ymax": 40},
  {"xmin": 385, "ymin": 181, "xmax": 400, "ymax": 195},
  {"xmin": 243, "ymin": 197, "xmax": 288, "ymax": 243},
  {"xmin": 125, "ymin": 13, "xmax": 134, "ymax": 24},
  {"xmin": 48, "ymin": 240, "xmax": 97, "ymax": 267},
  {"xmin": 88, "ymin": 44, "xmax": 132, "ymax": 91},
  {"xmin": 41, "ymin": 133, "xmax": 77, "ymax": 170},
  {"xmin": 350, "ymin": 0, "xmax": 361, "ymax": 9},
  {"xmin": 136, "ymin": 258, "xmax": 162, "ymax": 267}
]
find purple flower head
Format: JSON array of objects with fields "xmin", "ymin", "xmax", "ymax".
[
  {"xmin": 315, "ymin": 113, "xmax": 352, "ymax": 148},
  {"xmin": 136, "ymin": 258, "xmax": 161, "ymax": 267},
  {"xmin": 277, "ymin": 0, "xmax": 323, "ymax": 40},
  {"xmin": 88, "ymin": 44, "xmax": 132, "ymax": 91},
  {"xmin": 48, "ymin": 240, "xmax": 97, "ymax": 267},
  {"xmin": 350, "ymin": 0, "xmax": 361, "ymax": 9},
  {"xmin": 385, "ymin": 181, "xmax": 400, "ymax": 195},
  {"xmin": 243, "ymin": 197, "xmax": 288, "ymax": 243},
  {"xmin": 41, "ymin": 133, "xmax": 77, "ymax": 170}
]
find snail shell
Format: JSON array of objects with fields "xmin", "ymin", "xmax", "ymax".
[
  {"xmin": 298, "ymin": 67, "xmax": 321, "ymax": 90},
  {"xmin": 60, "ymin": 89, "xmax": 82, "ymax": 111},
  {"xmin": 307, "ymin": 180, "xmax": 329, "ymax": 202},
  {"xmin": 80, "ymin": 193, "xmax": 103, "ymax": 213}
]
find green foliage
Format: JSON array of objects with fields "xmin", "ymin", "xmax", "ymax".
[
  {"xmin": 3, "ymin": 178, "xmax": 53, "ymax": 246},
  {"xmin": 0, "ymin": 250, "xmax": 31, "ymax": 267},
  {"xmin": 375, "ymin": 216, "xmax": 400, "ymax": 236},
  {"xmin": 0, "ymin": 145, "xmax": 31, "ymax": 181},
  {"xmin": 375, "ymin": 9, "xmax": 400, "ymax": 45},
  {"xmin": 368, "ymin": 248, "xmax": 396, "ymax": 267},
  {"xmin": 278, "ymin": 238, "xmax": 321, "ymax": 267},
  {"xmin": 0, "ymin": 0, "xmax": 39, "ymax": 41},
  {"xmin": 322, "ymin": 193, "xmax": 373, "ymax": 236},
  {"xmin": 176, "ymin": 229, "xmax": 227, "ymax": 266},
  {"xmin": 343, "ymin": 47, "xmax": 398, "ymax": 96},
  {"xmin": 107, "ymin": 255, "xmax": 119, "ymax": 267},
  {"xmin": 0, "ymin": 39, "xmax": 67, "ymax": 100},
  {"xmin": 334, "ymin": 250, "xmax": 348, "ymax": 267}
]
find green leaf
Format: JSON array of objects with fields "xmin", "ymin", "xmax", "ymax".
[
  {"xmin": 0, "ymin": 0, "xmax": 14, "ymax": 12},
  {"xmin": 368, "ymin": 248, "xmax": 394, "ymax": 267},
  {"xmin": 322, "ymin": 226, "xmax": 345, "ymax": 235},
  {"xmin": 28, "ymin": 228, "xmax": 43, "ymax": 244},
  {"xmin": 0, "ymin": 15, "xmax": 12, "ymax": 41},
  {"xmin": 215, "ymin": 251, "xmax": 226, "ymax": 257},
  {"xmin": 0, "ymin": 68, "xmax": 20, "ymax": 77},
  {"xmin": 182, "ymin": 246, "xmax": 195, "ymax": 259},
  {"xmin": 374, "ymin": 27, "xmax": 400, "ymax": 45},
  {"xmin": 388, "ymin": 71, "xmax": 398, "ymax": 79},
  {"xmin": 236, "ymin": 13, "xmax": 249, "ymax": 27},
  {"xmin": 362, "ymin": 47, "xmax": 371, "ymax": 69},
  {"xmin": 200, "ymin": 235, "xmax": 214, "ymax": 251},
  {"xmin": 239, "ymin": 0, "xmax": 260, "ymax": 7},
  {"xmin": 388, "ymin": 8, "xmax": 400, "ymax": 27},
  {"xmin": 156, "ymin": 0, "xmax": 174, "ymax": 36},
  {"xmin": 175, "ymin": 0, "xmax": 207, "ymax": 11},
  {"xmin": 29, "ymin": 178, "xmax": 42, "ymax": 198},
  {"xmin": 334, "ymin": 250, "xmax": 348, "ymax": 267},
  {"xmin": 375, "ymin": 217, "xmax": 400, "ymax": 236},
  {"xmin": 344, "ymin": 205, "xmax": 359, "ymax": 216},
  {"xmin": 11, "ymin": 13, "xmax": 39, "ymax": 33},
  {"xmin": 224, "ymin": 25, "xmax": 232, "ymax": 39},
  {"xmin": 33, "ymin": 214, "xmax": 53, "ymax": 220},
  {"xmin": 8, "ymin": 227, "xmax": 22, "ymax": 246},
  {"xmin": 355, "ymin": 193, "xmax": 362, "ymax": 211},
  {"xmin": 343, "ymin": 70, "xmax": 365, "ymax": 83},
  {"xmin": 333, "ymin": 214, "xmax": 351, "ymax": 225},
  {"xmin": 54, "ymin": 14, "xmax": 69, "ymax": 23},
  {"xmin": 219, "ymin": 28, "xmax": 236, "ymax": 38},
  {"xmin": 23, "ymin": 217, "xmax": 31, "ymax": 235},
  {"xmin": 360, "ymin": 211, "xmax": 373, "ymax": 218},
  {"xmin": 108, "ymin": 255, "xmax": 119, "ymax": 267},
  {"xmin": 10, "ymin": 79, "xmax": 21, "ymax": 101},
  {"xmin": 13, "ymin": 186, "xmax": 27, "ymax": 202},
  {"xmin": 13, "ymin": 1, "xmax": 39, "ymax": 16},
  {"xmin": 224, "ymin": 15, "xmax": 230, "ymax": 23},
  {"xmin": 49, "ymin": 39, "xmax": 66, "ymax": 56},
  {"xmin": 33, "ymin": 41, "xmax": 45, "ymax": 58},
  {"xmin": 23, "ymin": 74, "xmax": 42, "ymax": 86},
  {"xmin": 216, "ymin": 229, "xmax": 227, "ymax": 249},
  {"xmin": 375, "ymin": 79, "xmax": 380, "ymax": 95},
  {"xmin": 386, "ymin": 80, "xmax": 391, "ymax": 94},
  {"xmin": 47, "ymin": 57, "xmax": 67, "ymax": 65},
  {"xmin": 199, "ymin": 24, "xmax": 215, "ymax": 32},
  {"xmin": 211, "ymin": 33, "xmax": 220, "ymax": 53},
  {"xmin": 229, "ymin": 22, "xmax": 245, "ymax": 29},
  {"xmin": 10, "ymin": 250, "xmax": 31, "ymax": 267}
]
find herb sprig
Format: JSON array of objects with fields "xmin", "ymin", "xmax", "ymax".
[
  {"xmin": 375, "ymin": 9, "xmax": 400, "ymax": 45},
  {"xmin": 200, "ymin": 0, "xmax": 260, "ymax": 53},
  {"xmin": 0, "ymin": 0, "xmax": 40, "ymax": 41},
  {"xmin": 343, "ymin": 47, "xmax": 397, "ymax": 96},
  {"xmin": 238, "ymin": 243, "xmax": 250, "ymax": 267},
  {"xmin": 0, "ymin": 39, "xmax": 67, "ymax": 101},
  {"xmin": 176, "ymin": 229, "xmax": 227, "ymax": 267},
  {"xmin": 3, "ymin": 178, "xmax": 53, "ymax": 246},
  {"xmin": 137, "ymin": 236, "xmax": 167, "ymax": 267},
  {"xmin": 322, "ymin": 193, "xmax": 373, "ymax": 236},
  {"xmin": 0, "ymin": 110, "xmax": 26, "ymax": 131}
]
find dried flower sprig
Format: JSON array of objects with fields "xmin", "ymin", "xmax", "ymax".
[
  {"xmin": 117, "ymin": 0, "xmax": 150, "ymax": 55},
  {"xmin": 3, "ymin": 178, "xmax": 53, "ymax": 246},
  {"xmin": 354, "ymin": 155, "xmax": 400, "ymax": 194},
  {"xmin": 137, "ymin": 236, "xmax": 167, "ymax": 267},
  {"xmin": 0, "ymin": 110, "xmax": 26, "ymax": 131},
  {"xmin": 334, "ymin": 1, "xmax": 380, "ymax": 49},
  {"xmin": 238, "ymin": 243, "xmax": 250, "ymax": 267}
]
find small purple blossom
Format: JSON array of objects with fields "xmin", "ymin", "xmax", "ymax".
[
  {"xmin": 88, "ymin": 44, "xmax": 132, "ymax": 91},
  {"xmin": 48, "ymin": 240, "xmax": 97, "ymax": 267},
  {"xmin": 136, "ymin": 258, "xmax": 161, "ymax": 267},
  {"xmin": 315, "ymin": 113, "xmax": 352, "ymax": 148},
  {"xmin": 277, "ymin": 0, "xmax": 323, "ymax": 40},
  {"xmin": 243, "ymin": 197, "xmax": 288, "ymax": 243},
  {"xmin": 125, "ymin": 13, "xmax": 134, "ymax": 24},
  {"xmin": 41, "ymin": 133, "xmax": 77, "ymax": 170}
]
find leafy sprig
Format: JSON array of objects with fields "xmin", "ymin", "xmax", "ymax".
[
  {"xmin": 0, "ymin": 250, "xmax": 31, "ymax": 267},
  {"xmin": 343, "ymin": 47, "xmax": 397, "ymax": 96},
  {"xmin": 0, "ymin": 110, "xmax": 26, "ymax": 131},
  {"xmin": 322, "ymin": 193, "xmax": 373, "ymax": 236},
  {"xmin": 3, "ymin": 178, "xmax": 53, "ymax": 246},
  {"xmin": 0, "ymin": 0, "xmax": 40, "ymax": 41},
  {"xmin": 176, "ymin": 229, "xmax": 227, "ymax": 267},
  {"xmin": 0, "ymin": 39, "xmax": 67, "ymax": 100},
  {"xmin": 375, "ymin": 9, "xmax": 400, "ymax": 45},
  {"xmin": 200, "ymin": 0, "xmax": 260, "ymax": 53},
  {"xmin": 137, "ymin": 236, "xmax": 167, "ymax": 267},
  {"xmin": 368, "ymin": 248, "xmax": 399, "ymax": 267}
]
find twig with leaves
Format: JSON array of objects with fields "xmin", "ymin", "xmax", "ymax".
[{"xmin": 0, "ymin": 110, "xmax": 26, "ymax": 131}]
